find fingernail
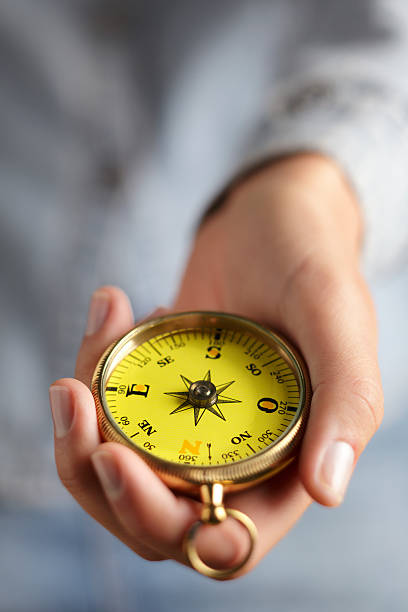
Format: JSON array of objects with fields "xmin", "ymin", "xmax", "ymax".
[
  {"xmin": 319, "ymin": 441, "xmax": 355, "ymax": 503},
  {"xmin": 49, "ymin": 386, "xmax": 74, "ymax": 438},
  {"xmin": 91, "ymin": 451, "xmax": 123, "ymax": 501},
  {"xmin": 85, "ymin": 290, "xmax": 110, "ymax": 336}
]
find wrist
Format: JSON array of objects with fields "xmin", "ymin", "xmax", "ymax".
[
  {"xmin": 176, "ymin": 155, "xmax": 364, "ymax": 317},
  {"xmin": 221, "ymin": 153, "xmax": 363, "ymax": 258}
]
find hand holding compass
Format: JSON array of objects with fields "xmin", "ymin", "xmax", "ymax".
[
  {"xmin": 91, "ymin": 309, "xmax": 311, "ymax": 577},
  {"xmin": 50, "ymin": 155, "xmax": 383, "ymax": 579}
]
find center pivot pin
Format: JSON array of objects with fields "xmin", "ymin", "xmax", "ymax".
[{"xmin": 188, "ymin": 380, "xmax": 217, "ymax": 408}]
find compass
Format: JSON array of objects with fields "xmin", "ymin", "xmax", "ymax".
[{"xmin": 92, "ymin": 311, "xmax": 311, "ymax": 578}]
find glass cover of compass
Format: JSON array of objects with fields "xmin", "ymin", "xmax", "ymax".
[{"xmin": 92, "ymin": 312, "xmax": 311, "ymax": 488}]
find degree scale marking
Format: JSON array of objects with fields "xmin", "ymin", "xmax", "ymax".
[{"xmin": 105, "ymin": 325, "xmax": 300, "ymax": 467}]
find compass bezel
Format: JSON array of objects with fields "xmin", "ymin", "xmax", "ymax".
[{"xmin": 91, "ymin": 312, "xmax": 312, "ymax": 492}]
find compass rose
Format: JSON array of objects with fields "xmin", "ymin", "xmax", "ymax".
[{"xmin": 164, "ymin": 370, "xmax": 241, "ymax": 426}]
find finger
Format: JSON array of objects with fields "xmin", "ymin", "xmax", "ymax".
[
  {"xmin": 50, "ymin": 377, "xmax": 241, "ymax": 569},
  {"xmin": 90, "ymin": 442, "xmax": 311, "ymax": 577},
  {"xmin": 224, "ymin": 461, "xmax": 312, "ymax": 577},
  {"xmin": 90, "ymin": 442, "xmax": 257, "ymax": 570},
  {"xmin": 49, "ymin": 377, "xmax": 164, "ymax": 561},
  {"xmin": 75, "ymin": 286, "xmax": 135, "ymax": 387},
  {"xmin": 282, "ymin": 258, "xmax": 383, "ymax": 506}
]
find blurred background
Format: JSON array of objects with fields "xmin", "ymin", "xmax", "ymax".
[{"xmin": 1, "ymin": 1, "xmax": 407, "ymax": 610}]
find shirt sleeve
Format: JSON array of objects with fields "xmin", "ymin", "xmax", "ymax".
[{"xmin": 224, "ymin": 1, "xmax": 408, "ymax": 278}]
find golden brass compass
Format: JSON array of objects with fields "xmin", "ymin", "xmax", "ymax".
[{"xmin": 92, "ymin": 312, "xmax": 311, "ymax": 578}]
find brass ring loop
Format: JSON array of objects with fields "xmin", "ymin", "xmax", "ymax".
[{"xmin": 184, "ymin": 509, "xmax": 257, "ymax": 579}]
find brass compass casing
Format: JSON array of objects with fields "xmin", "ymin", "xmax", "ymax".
[{"xmin": 91, "ymin": 311, "xmax": 312, "ymax": 578}]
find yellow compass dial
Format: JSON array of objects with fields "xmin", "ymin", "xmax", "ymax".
[
  {"xmin": 97, "ymin": 313, "xmax": 307, "ymax": 469},
  {"xmin": 93, "ymin": 311, "xmax": 311, "ymax": 578}
]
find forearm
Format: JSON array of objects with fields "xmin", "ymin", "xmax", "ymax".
[{"xmin": 177, "ymin": 153, "xmax": 365, "ymax": 320}]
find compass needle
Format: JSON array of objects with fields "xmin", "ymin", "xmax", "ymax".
[
  {"xmin": 92, "ymin": 311, "xmax": 311, "ymax": 578},
  {"xmin": 215, "ymin": 380, "xmax": 235, "ymax": 395},
  {"xmin": 216, "ymin": 395, "xmax": 241, "ymax": 404},
  {"xmin": 194, "ymin": 407, "xmax": 205, "ymax": 426},
  {"xmin": 180, "ymin": 374, "xmax": 193, "ymax": 389},
  {"xmin": 170, "ymin": 400, "xmax": 192, "ymax": 414},
  {"xmin": 164, "ymin": 391, "xmax": 189, "ymax": 401},
  {"xmin": 209, "ymin": 403, "xmax": 225, "ymax": 420}
]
